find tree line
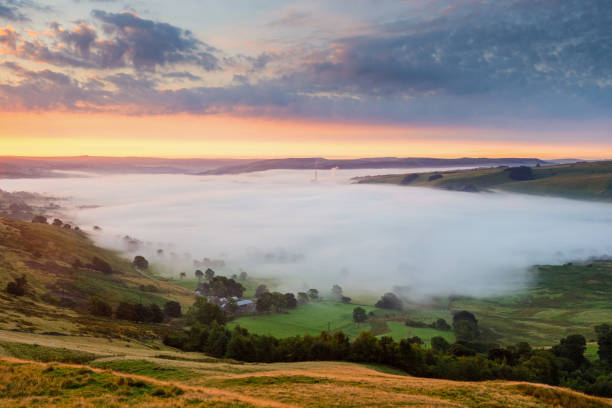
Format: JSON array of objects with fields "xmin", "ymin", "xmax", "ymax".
[{"xmin": 163, "ymin": 298, "xmax": 612, "ymax": 398}]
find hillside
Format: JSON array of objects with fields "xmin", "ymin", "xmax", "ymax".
[
  {"xmin": 0, "ymin": 216, "xmax": 194, "ymax": 337},
  {"xmin": 0, "ymin": 330, "xmax": 610, "ymax": 407},
  {"xmin": 355, "ymin": 160, "xmax": 612, "ymax": 201},
  {"xmin": 200, "ymin": 157, "xmax": 547, "ymax": 175}
]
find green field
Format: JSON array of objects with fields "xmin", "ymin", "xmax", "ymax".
[
  {"xmin": 381, "ymin": 322, "xmax": 455, "ymax": 346},
  {"xmin": 229, "ymin": 301, "xmax": 389, "ymax": 338},
  {"xmin": 356, "ymin": 160, "xmax": 612, "ymax": 201},
  {"xmin": 446, "ymin": 261, "xmax": 612, "ymax": 346}
]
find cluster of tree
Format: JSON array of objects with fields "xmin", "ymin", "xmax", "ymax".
[
  {"xmin": 294, "ymin": 288, "xmax": 319, "ymax": 303},
  {"xmin": 116, "ymin": 302, "xmax": 164, "ymax": 323},
  {"xmin": 30, "ymin": 215, "xmax": 78, "ymax": 230},
  {"xmin": 87, "ymin": 297, "xmax": 182, "ymax": 322},
  {"xmin": 405, "ymin": 318, "xmax": 451, "ymax": 331},
  {"xmin": 331, "ymin": 285, "xmax": 351, "ymax": 303},
  {"xmin": 165, "ymin": 299, "xmax": 612, "ymax": 398},
  {"xmin": 375, "ymin": 293, "xmax": 403, "ymax": 310},
  {"xmin": 5, "ymin": 275, "xmax": 27, "ymax": 296},
  {"xmin": 197, "ymin": 275, "xmax": 244, "ymax": 298},
  {"xmin": 256, "ymin": 292, "xmax": 297, "ymax": 313}
]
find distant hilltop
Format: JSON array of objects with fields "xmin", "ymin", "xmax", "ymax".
[
  {"xmin": 0, "ymin": 156, "xmax": 571, "ymax": 178},
  {"xmin": 199, "ymin": 157, "xmax": 550, "ymax": 175}
]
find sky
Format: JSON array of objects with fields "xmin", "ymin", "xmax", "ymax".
[{"xmin": 0, "ymin": 0, "xmax": 611, "ymax": 158}]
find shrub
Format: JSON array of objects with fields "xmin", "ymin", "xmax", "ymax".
[
  {"xmin": 6, "ymin": 275, "xmax": 27, "ymax": 296},
  {"xmin": 132, "ymin": 255, "xmax": 149, "ymax": 270},
  {"xmin": 164, "ymin": 301, "xmax": 182, "ymax": 318},
  {"xmin": 87, "ymin": 297, "xmax": 112, "ymax": 317},
  {"xmin": 31, "ymin": 215, "xmax": 47, "ymax": 223},
  {"xmin": 90, "ymin": 257, "xmax": 113, "ymax": 274}
]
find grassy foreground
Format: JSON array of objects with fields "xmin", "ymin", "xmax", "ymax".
[
  {"xmin": 0, "ymin": 330, "xmax": 611, "ymax": 407},
  {"xmin": 355, "ymin": 160, "xmax": 612, "ymax": 201}
]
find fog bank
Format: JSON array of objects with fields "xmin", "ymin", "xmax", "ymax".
[{"xmin": 3, "ymin": 169, "xmax": 612, "ymax": 298}]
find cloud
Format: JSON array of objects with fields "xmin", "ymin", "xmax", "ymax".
[
  {"xmin": 266, "ymin": 11, "xmax": 311, "ymax": 27},
  {"xmin": 2, "ymin": 11, "xmax": 221, "ymax": 71},
  {"xmin": 3, "ymin": 171, "xmax": 612, "ymax": 298},
  {"xmin": 90, "ymin": 10, "xmax": 219, "ymax": 71},
  {"xmin": 0, "ymin": 1, "xmax": 28, "ymax": 21}
]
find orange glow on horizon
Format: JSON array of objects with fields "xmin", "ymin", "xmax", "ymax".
[{"xmin": 1, "ymin": 112, "xmax": 610, "ymax": 160}]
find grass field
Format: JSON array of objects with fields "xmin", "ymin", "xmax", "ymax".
[
  {"xmin": 382, "ymin": 322, "xmax": 455, "ymax": 345},
  {"xmin": 447, "ymin": 260, "xmax": 612, "ymax": 345},
  {"xmin": 355, "ymin": 160, "xmax": 612, "ymax": 201},
  {"xmin": 1, "ymin": 330, "xmax": 611, "ymax": 407},
  {"xmin": 229, "ymin": 301, "xmax": 386, "ymax": 338}
]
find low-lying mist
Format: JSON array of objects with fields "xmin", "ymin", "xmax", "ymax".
[{"xmin": 3, "ymin": 169, "xmax": 612, "ymax": 299}]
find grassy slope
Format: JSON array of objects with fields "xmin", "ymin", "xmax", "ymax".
[
  {"xmin": 446, "ymin": 261, "xmax": 612, "ymax": 346},
  {"xmin": 0, "ymin": 216, "xmax": 194, "ymax": 336},
  {"xmin": 0, "ymin": 330, "xmax": 610, "ymax": 407},
  {"xmin": 355, "ymin": 160, "xmax": 612, "ymax": 201}
]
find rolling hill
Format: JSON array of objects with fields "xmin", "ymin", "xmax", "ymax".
[
  {"xmin": 355, "ymin": 160, "xmax": 612, "ymax": 201},
  {"xmin": 0, "ymin": 216, "xmax": 194, "ymax": 337}
]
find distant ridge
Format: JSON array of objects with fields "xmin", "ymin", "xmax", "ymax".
[{"xmin": 199, "ymin": 157, "xmax": 550, "ymax": 175}]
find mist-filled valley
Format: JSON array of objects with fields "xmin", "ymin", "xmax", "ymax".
[{"xmin": 3, "ymin": 168, "xmax": 611, "ymax": 299}]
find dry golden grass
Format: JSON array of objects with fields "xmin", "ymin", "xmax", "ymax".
[{"xmin": 1, "ymin": 330, "xmax": 610, "ymax": 408}]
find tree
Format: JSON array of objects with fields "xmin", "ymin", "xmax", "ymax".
[
  {"xmin": 284, "ymin": 293, "xmax": 297, "ymax": 309},
  {"xmin": 431, "ymin": 336, "xmax": 450, "ymax": 354},
  {"xmin": 452, "ymin": 311, "xmax": 479, "ymax": 342},
  {"xmin": 132, "ymin": 255, "xmax": 149, "ymax": 270},
  {"xmin": 31, "ymin": 215, "xmax": 47, "ymax": 224},
  {"xmin": 353, "ymin": 307, "xmax": 367, "ymax": 325},
  {"xmin": 164, "ymin": 301, "xmax": 182, "ymax": 318},
  {"xmin": 149, "ymin": 304, "xmax": 164, "ymax": 323},
  {"xmin": 205, "ymin": 268, "xmax": 215, "ymax": 282},
  {"xmin": 256, "ymin": 293, "xmax": 273, "ymax": 312},
  {"xmin": 596, "ymin": 324, "xmax": 612, "ymax": 365},
  {"xmin": 341, "ymin": 296, "xmax": 351, "ymax": 304},
  {"xmin": 332, "ymin": 284, "xmax": 343, "ymax": 298},
  {"xmin": 239, "ymin": 271, "xmax": 248, "ymax": 281},
  {"xmin": 255, "ymin": 284, "xmax": 269, "ymax": 298},
  {"xmin": 90, "ymin": 257, "xmax": 112, "ymax": 274},
  {"xmin": 115, "ymin": 302, "xmax": 135, "ymax": 321},
  {"xmin": 52, "ymin": 218, "xmax": 63, "ymax": 226},
  {"xmin": 187, "ymin": 297, "xmax": 226, "ymax": 325},
  {"xmin": 433, "ymin": 318, "xmax": 451, "ymax": 331},
  {"xmin": 375, "ymin": 293, "xmax": 402, "ymax": 310},
  {"xmin": 179, "ymin": 272, "xmax": 186, "ymax": 279},
  {"xmin": 297, "ymin": 292, "xmax": 309, "ymax": 304},
  {"xmin": 195, "ymin": 269, "xmax": 204, "ymax": 282},
  {"xmin": 552, "ymin": 334, "xmax": 587, "ymax": 370},
  {"xmin": 308, "ymin": 288, "xmax": 319, "ymax": 301},
  {"xmin": 6, "ymin": 275, "xmax": 27, "ymax": 296},
  {"xmin": 88, "ymin": 297, "xmax": 112, "ymax": 317}
]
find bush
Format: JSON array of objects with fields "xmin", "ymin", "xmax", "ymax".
[
  {"xmin": 164, "ymin": 301, "xmax": 182, "ymax": 318},
  {"xmin": 31, "ymin": 215, "xmax": 47, "ymax": 223},
  {"xmin": 88, "ymin": 297, "xmax": 112, "ymax": 317},
  {"xmin": 6, "ymin": 275, "xmax": 27, "ymax": 296},
  {"xmin": 90, "ymin": 257, "xmax": 113, "ymax": 274},
  {"xmin": 507, "ymin": 166, "xmax": 534, "ymax": 181}
]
